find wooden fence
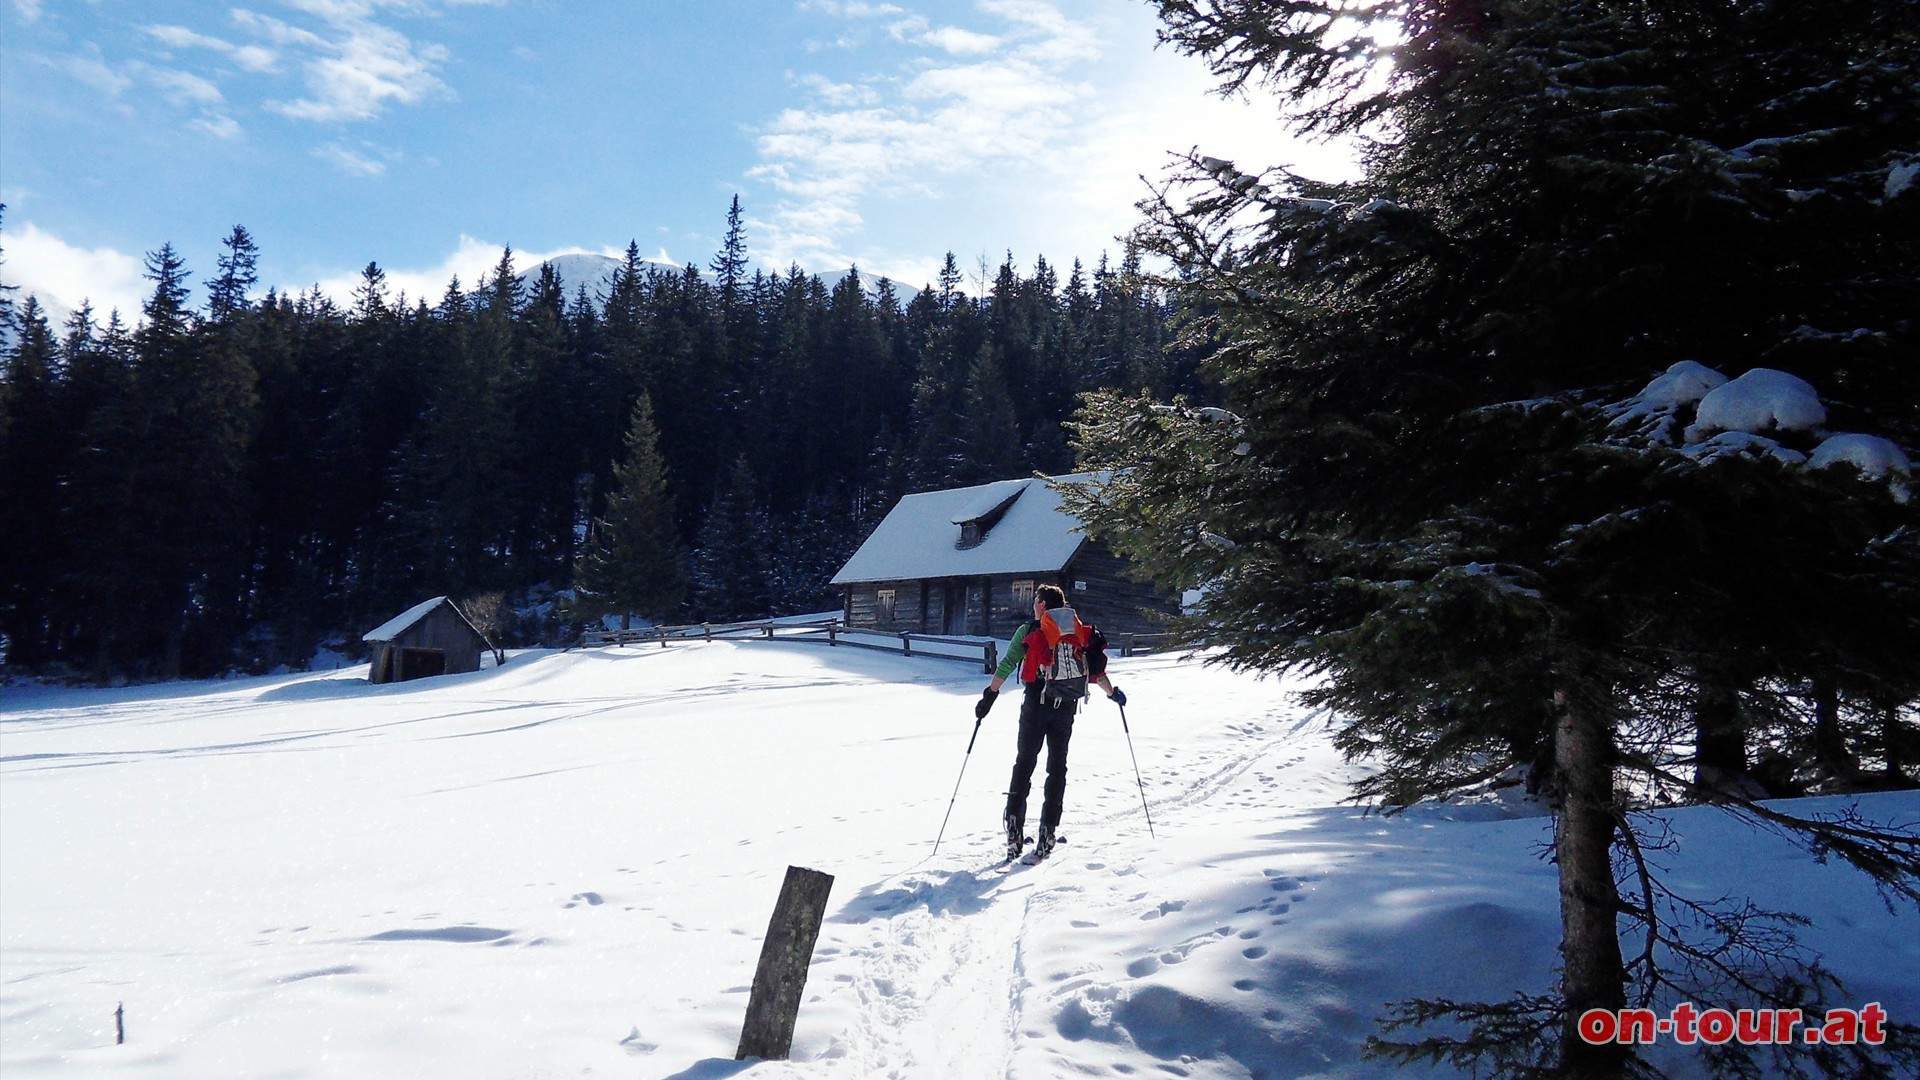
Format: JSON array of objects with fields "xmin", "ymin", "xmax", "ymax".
[
  {"xmin": 577, "ymin": 618, "xmax": 1184, "ymax": 672},
  {"xmin": 578, "ymin": 617, "xmax": 1000, "ymax": 674},
  {"xmin": 1112, "ymin": 632, "xmax": 1178, "ymax": 657}
]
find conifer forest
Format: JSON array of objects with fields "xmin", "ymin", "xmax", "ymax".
[{"xmin": 0, "ymin": 204, "xmax": 1198, "ymax": 682}]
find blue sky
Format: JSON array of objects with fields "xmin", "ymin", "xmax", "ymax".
[{"xmin": 2, "ymin": 0, "xmax": 1355, "ymax": 321}]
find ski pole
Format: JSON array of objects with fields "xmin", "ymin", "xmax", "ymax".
[
  {"xmin": 932, "ymin": 716, "xmax": 984, "ymax": 857},
  {"xmin": 1118, "ymin": 702, "xmax": 1155, "ymax": 839}
]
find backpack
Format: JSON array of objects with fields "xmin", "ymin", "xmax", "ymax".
[{"xmin": 1036, "ymin": 605, "xmax": 1091, "ymax": 708}]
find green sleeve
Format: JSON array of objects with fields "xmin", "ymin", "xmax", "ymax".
[{"xmin": 993, "ymin": 621, "xmax": 1032, "ymax": 681}]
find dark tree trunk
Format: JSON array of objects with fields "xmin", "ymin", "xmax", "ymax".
[
  {"xmin": 1693, "ymin": 677, "xmax": 1754, "ymax": 798},
  {"xmin": 1810, "ymin": 678, "xmax": 1861, "ymax": 788},
  {"xmin": 1883, "ymin": 705, "xmax": 1916, "ymax": 788},
  {"xmin": 161, "ymin": 621, "xmax": 185, "ymax": 681},
  {"xmin": 92, "ymin": 633, "xmax": 116, "ymax": 686},
  {"xmin": 1555, "ymin": 691, "xmax": 1629, "ymax": 1079},
  {"xmin": 1525, "ymin": 717, "xmax": 1560, "ymax": 800}
]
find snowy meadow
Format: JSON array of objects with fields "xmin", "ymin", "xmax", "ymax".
[{"xmin": 3, "ymin": 642, "xmax": 1915, "ymax": 1079}]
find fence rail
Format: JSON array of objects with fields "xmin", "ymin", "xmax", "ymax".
[
  {"xmin": 577, "ymin": 618, "xmax": 999, "ymax": 674},
  {"xmin": 1113, "ymin": 632, "xmax": 1178, "ymax": 657}
]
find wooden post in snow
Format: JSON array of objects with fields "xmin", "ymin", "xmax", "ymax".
[{"xmin": 735, "ymin": 865, "xmax": 834, "ymax": 1061}]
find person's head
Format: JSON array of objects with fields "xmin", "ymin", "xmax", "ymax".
[{"xmin": 1034, "ymin": 584, "xmax": 1067, "ymax": 615}]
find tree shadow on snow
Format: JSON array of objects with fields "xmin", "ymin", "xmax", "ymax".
[
  {"xmin": 658, "ymin": 1058, "xmax": 757, "ymax": 1080},
  {"xmin": 831, "ymin": 866, "xmax": 1010, "ymax": 923}
]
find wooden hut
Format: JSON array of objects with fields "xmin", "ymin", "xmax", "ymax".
[
  {"xmin": 364, "ymin": 597, "xmax": 492, "ymax": 684},
  {"xmin": 831, "ymin": 474, "xmax": 1176, "ymax": 639}
]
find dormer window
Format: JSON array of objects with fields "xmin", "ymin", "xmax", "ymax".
[{"xmin": 952, "ymin": 480, "xmax": 1027, "ymax": 550}]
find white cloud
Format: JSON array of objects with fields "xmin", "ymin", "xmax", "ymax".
[
  {"xmin": 146, "ymin": 23, "xmax": 282, "ymax": 73},
  {"xmin": 147, "ymin": 24, "xmax": 231, "ymax": 51},
  {"xmin": 920, "ymin": 25, "xmax": 1000, "ymax": 55},
  {"xmin": 112, "ymin": 35, "xmax": 248, "ymax": 131},
  {"xmin": 753, "ymin": 0, "xmax": 1098, "ymax": 271},
  {"xmin": 217, "ymin": 3, "xmax": 462, "ymax": 123},
  {"xmin": 231, "ymin": 9, "xmax": 329, "ymax": 51},
  {"xmin": 267, "ymin": 16, "xmax": 451, "ymax": 123},
  {"xmin": 282, "ymin": 0, "xmax": 382, "ymax": 20},
  {"xmin": 230, "ymin": 45, "xmax": 280, "ymax": 72},
  {"xmin": 3, "ymin": 222, "xmax": 149, "ymax": 323},
  {"xmin": 800, "ymin": 1, "xmax": 906, "ymax": 16},
  {"xmin": 885, "ymin": 15, "xmax": 928, "ymax": 41},
  {"xmin": 192, "ymin": 114, "xmax": 245, "ymax": 139},
  {"xmin": 148, "ymin": 67, "xmax": 225, "ymax": 107},
  {"xmin": 10, "ymin": 0, "xmax": 43, "ymax": 22},
  {"xmin": 55, "ymin": 51, "xmax": 135, "ymax": 98},
  {"xmin": 796, "ymin": 72, "xmax": 881, "ymax": 108},
  {"xmin": 314, "ymin": 142, "xmax": 391, "ymax": 176},
  {"xmin": 750, "ymin": 0, "xmax": 1359, "ymax": 279}
]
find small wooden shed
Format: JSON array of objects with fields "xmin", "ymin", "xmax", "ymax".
[
  {"xmin": 364, "ymin": 597, "xmax": 491, "ymax": 684},
  {"xmin": 830, "ymin": 473, "xmax": 1177, "ymax": 640}
]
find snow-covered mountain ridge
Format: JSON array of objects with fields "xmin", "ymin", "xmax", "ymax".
[{"xmin": 3, "ymin": 645, "xmax": 1913, "ymax": 1078}]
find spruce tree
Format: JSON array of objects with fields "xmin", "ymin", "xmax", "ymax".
[
  {"xmin": 644, "ymin": 263, "xmax": 728, "ymax": 539},
  {"xmin": 0, "ymin": 297, "xmax": 62, "ymax": 667},
  {"xmin": 688, "ymin": 455, "xmax": 774, "ymax": 621},
  {"xmin": 513, "ymin": 261, "xmax": 582, "ymax": 583},
  {"xmin": 935, "ymin": 251, "xmax": 963, "ymax": 310},
  {"xmin": 1068, "ymin": 2, "xmax": 1920, "ymax": 1076},
  {"xmin": 0, "ymin": 204, "xmax": 18, "ymax": 349},
  {"xmin": 957, "ymin": 345, "xmax": 1022, "ymax": 484},
  {"xmin": 197, "ymin": 226, "xmax": 265, "ymax": 656},
  {"xmin": 595, "ymin": 242, "xmax": 651, "ymax": 490},
  {"xmin": 131, "ymin": 243, "xmax": 200, "ymax": 675},
  {"xmin": 709, "ymin": 194, "xmax": 750, "ymax": 311},
  {"xmin": 207, "ymin": 225, "xmax": 259, "ymax": 322},
  {"xmin": 63, "ymin": 303, "xmax": 146, "ymax": 679},
  {"xmin": 574, "ymin": 394, "xmax": 686, "ymax": 627},
  {"xmin": 111, "ymin": 242, "xmax": 260, "ymax": 677}
]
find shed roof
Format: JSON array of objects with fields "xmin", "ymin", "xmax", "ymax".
[
  {"xmin": 363, "ymin": 596, "xmax": 482, "ymax": 643},
  {"xmin": 831, "ymin": 474, "xmax": 1095, "ymax": 585}
]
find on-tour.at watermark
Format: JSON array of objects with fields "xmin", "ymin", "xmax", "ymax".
[{"xmin": 1579, "ymin": 1003, "xmax": 1889, "ymax": 1047}]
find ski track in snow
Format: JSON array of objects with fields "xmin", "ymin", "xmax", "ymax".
[
  {"xmin": 794, "ymin": 690, "xmax": 1336, "ymax": 1079},
  {"xmin": 0, "ymin": 675, "xmax": 852, "ymax": 772}
]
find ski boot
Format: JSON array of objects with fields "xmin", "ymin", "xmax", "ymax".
[
  {"xmin": 1033, "ymin": 823, "xmax": 1057, "ymax": 862},
  {"xmin": 1003, "ymin": 811, "xmax": 1026, "ymax": 862}
]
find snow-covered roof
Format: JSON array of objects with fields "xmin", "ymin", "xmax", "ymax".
[
  {"xmin": 949, "ymin": 478, "xmax": 1031, "ymax": 525},
  {"xmin": 363, "ymin": 596, "xmax": 459, "ymax": 643},
  {"xmin": 831, "ymin": 475, "xmax": 1095, "ymax": 585}
]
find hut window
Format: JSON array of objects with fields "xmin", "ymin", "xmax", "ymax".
[
  {"xmin": 1009, "ymin": 579, "xmax": 1035, "ymax": 612},
  {"xmin": 877, "ymin": 588, "xmax": 897, "ymax": 621}
]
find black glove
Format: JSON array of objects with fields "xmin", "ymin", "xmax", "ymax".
[
  {"xmin": 975, "ymin": 687, "xmax": 998, "ymax": 719},
  {"xmin": 1110, "ymin": 686, "xmax": 1127, "ymax": 707}
]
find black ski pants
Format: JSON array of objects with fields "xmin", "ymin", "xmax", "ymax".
[{"xmin": 1005, "ymin": 681, "xmax": 1077, "ymax": 832}]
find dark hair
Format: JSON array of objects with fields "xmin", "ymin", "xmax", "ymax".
[{"xmin": 1035, "ymin": 584, "xmax": 1067, "ymax": 610}]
